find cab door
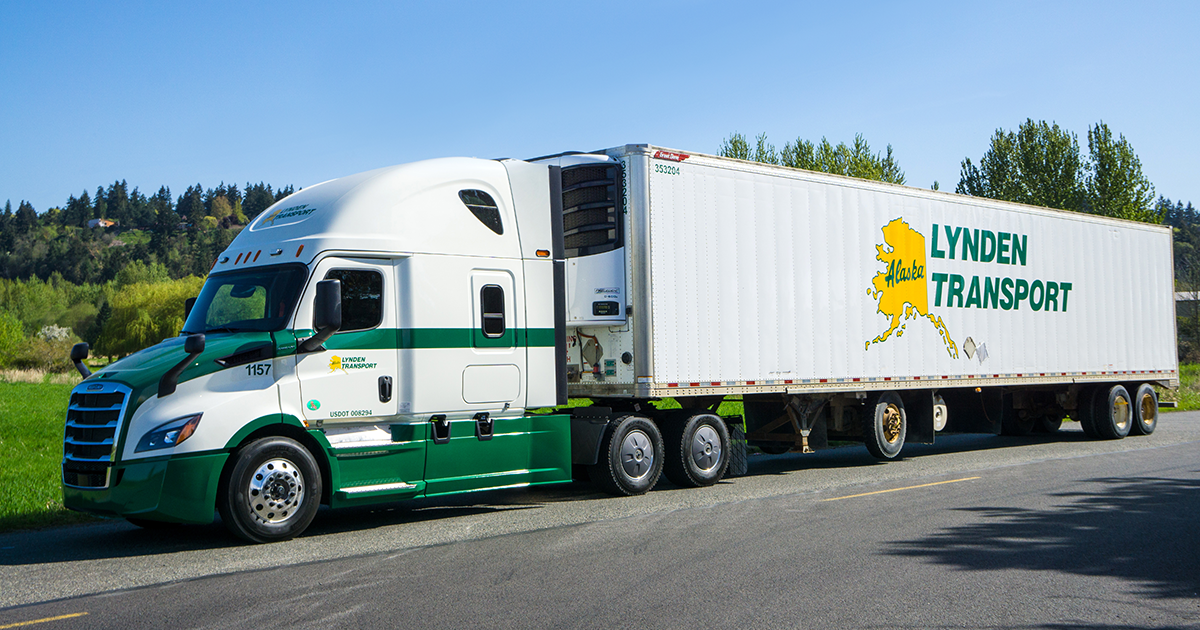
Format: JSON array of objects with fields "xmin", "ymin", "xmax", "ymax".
[
  {"xmin": 295, "ymin": 257, "xmax": 425, "ymax": 495},
  {"xmin": 296, "ymin": 257, "xmax": 398, "ymax": 422},
  {"xmin": 423, "ymin": 266, "xmax": 532, "ymax": 496}
]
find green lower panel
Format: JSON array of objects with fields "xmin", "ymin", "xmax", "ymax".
[
  {"xmin": 423, "ymin": 414, "xmax": 572, "ymax": 496},
  {"xmin": 329, "ymin": 439, "xmax": 427, "ymax": 508},
  {"xmin": 62, "ymin": 452, "xmax": 228, "ymax": 524}
]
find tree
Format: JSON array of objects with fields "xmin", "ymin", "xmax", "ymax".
[
  {"xmin": 1085, "ymin": 121, "xmax": 1157, "ymax": 222},
  {"xmin": 243, "ymin": 182, "xmax": 276, "ymax": 220},
  {"xmin": 14, "ymin": 201, "xmax": 37, "ymax": 234},
  {"xmin": 95, "ymin": 277, "xmax": 204, "ymax": 356},
  {"xmin": 956, "ymin": 119, "xmax": 1084, "ymax": 211},
  {"xmin": 93, "ymin": 186, "xmax": 107, "ymax": 220},
  {"xmin": 957, "ymin": 119, "xmax": 1158, "ymax": 223},
  {"xmin": 721, "ymin": 132, "xmax": 906, "ymax": 184}
]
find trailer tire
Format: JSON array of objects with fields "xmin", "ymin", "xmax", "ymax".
[
  {"xmin": 726, "ymin": 423, "xmax": 749, "ymax": 477},
  {"xmin": 1130, "ymin": 383, "xmax": 1158, "ymax": 435},
  {"xmin": 864, "ymin": 392, "xmax": 906, "ymax": 460},
  {"xmin": 663, "ymin": 413, "xmax": 730, "ymax": 488},
  {"xmin": 218, "ymin": 436, "xmax": 322, "ymax": 543},
  {"xmin": 1001, "ymin": 412, "xmax": 1035, "ymax": 436},
  {"xmin": 1076, "ymin": 387, "xmax": 1099, "ymax": 438},
  {"xmin": 1036, "ymin": 415, "xmax": 1063, "ymax": 434},
  {"xmin": 589, "ymin": 416, "xmax": 663, "ymax": 496},
  {"xmin": 1093, "ymin": 385, "xmax": 1133, "ymax": 440}
]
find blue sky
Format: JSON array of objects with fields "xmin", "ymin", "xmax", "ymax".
[{"xmin": 2, "ymin": 1, "xmax": 1197, "ymax": 212}]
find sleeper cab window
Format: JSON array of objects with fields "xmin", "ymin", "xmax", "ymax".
[
  {"xmin": 480, "ymin": 285, "xmax": 505, "ymax": 337},
  {"xmin": 323, "ymin": 269, "xmax": 383, "ymax": 333},
  {"xmin": 459, "ymin": 189, "xmax": 503, "ymax": 235}
]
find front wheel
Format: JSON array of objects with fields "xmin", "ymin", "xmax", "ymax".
[
  {"xmin": 218, "ymin": 436, "xmax": 322, "ymax": 543},
  {"xmin": 663, "ymin": 413, "xmax": 730, "ymax": 488},
  {"xmin": 589, "ymin": 415, "xmax": 663, "ymax": 496},
  {"xmin": 864, "ymin": 392, "xmax": 906, "ymax": 460}
]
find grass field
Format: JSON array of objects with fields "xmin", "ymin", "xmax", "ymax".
[
  {"xmin": 0, "ymin": 381, "xmax": 97, "ymax": 531},
  {"xmin": 0, "ymin": 369, "xmax": 1189, "ymax": 533}
]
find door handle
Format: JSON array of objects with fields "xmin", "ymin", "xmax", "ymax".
[{"xmin": 378, "ymin": 376, "xmax": 393, "ymax": 403}]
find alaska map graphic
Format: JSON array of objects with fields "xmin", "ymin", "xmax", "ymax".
[{"xmin": 866, "ymin": 218, "xmax": 958, "ymax": 358}]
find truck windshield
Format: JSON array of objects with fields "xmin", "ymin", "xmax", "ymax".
[{"xmin": 182, "ymin": 264, "xmax": 308, "ymax": 334}]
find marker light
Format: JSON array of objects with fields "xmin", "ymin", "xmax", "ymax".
[{"xmin": 136, "ymin": 413, "xmax": 203, "ymax": 452}]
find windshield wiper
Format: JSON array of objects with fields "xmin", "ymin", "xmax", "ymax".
[{"xmin": 205, "ymin": 326, "xmax": 239, "ymax": 334}]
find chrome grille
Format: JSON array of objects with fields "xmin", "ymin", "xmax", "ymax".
[{"xmin": 63, "ymin": 382, "xmax": 131, "ymax": 489}]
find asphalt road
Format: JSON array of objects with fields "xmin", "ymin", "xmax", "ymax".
[{"xmin": 3, "ymin": 414, "xmax": 1199, "ymax": 629}]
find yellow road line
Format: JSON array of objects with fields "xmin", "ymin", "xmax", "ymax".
[
  {"xmin": 822, "ymin": 477, "xmax": 981, "ymax": 502},
  {"xmin": 0, "ymin": 613, "xmax": 88, "ymax": 629}
]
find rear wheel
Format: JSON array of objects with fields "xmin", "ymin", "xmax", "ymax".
[
  {"xmin": 1076, "ymin": 387, "xmax": 1099, "ymax": 438},
  {"xmin": 589, "ymin": 416, "xmax": 663, "ymax": 496},
  {"xmin": 218, "ymin": 436, "xmax": 322, "ymax": 543},
  {"xmin": 663, "ymin": 413, "xmax": 730, "ymax": 488},
  {"xmin": 863, "ymin": 392, "xmax": 905, "ymax": 460},
  {"xmin": 1093, "ymin": 385, "xmax": 1132, "ymax": 440},
  {"xmin": 1130, "ymin": 383, "xmax": 1158, "ymax": 436},
  {"xmin": 1037, "ymin": 415, "xmax": 1063, "ymax": 434}
]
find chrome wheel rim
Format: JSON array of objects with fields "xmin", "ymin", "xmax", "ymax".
[
  {"xmin": 620, "ymin": 429, "xmax": 655, "ymax": 480},
  {"xmin": 247, "ymin": 458, "xmax": 304, "ymax": 525},
  {"xmin": 690, "ymin": 425, "xmax": 722, "ymax": 472},
  {"xmin": 882, "ymin": 404, "xmax": 903, "ymax": 444},
  {"xmin": 1113, "ymin": 396, "xmax": 1130, "ymax": 432},
  {"xmin": 1140, "ymin": 392, "xmax": 1156, "ymax": 429}
]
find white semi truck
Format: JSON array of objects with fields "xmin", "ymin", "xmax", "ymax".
[{"xmin": 62, "ymin": 145, "xmax": 1178, "ymax": 542}]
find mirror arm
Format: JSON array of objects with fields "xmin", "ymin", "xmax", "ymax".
[
  {"xmin": 158, "ymin": 334, "xmax": 206, "ymax": 398},
  {"xmin": 298, "ymin": 327, "xmax": 335, "ymax": 354}
]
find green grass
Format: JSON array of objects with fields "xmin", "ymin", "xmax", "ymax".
[
  {"xmin": 1159, "ymin": 363, "xmax": 1200, "ymax": 411},
  {"xmin": 0, "ymin": 381, "xmax": 98, "ymax": 531}
]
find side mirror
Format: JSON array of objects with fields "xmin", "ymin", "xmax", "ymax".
[
  {"xmin": 158, "ymin": 333, "xmax": 206, "ymax": 398},
  {"xmin": 70, "ymin": 342, "xmax": 92, "ymax": 378},
  {"xmin": 184, "ymin": 333, "xmax": 206, "ymax": 355},
  {"xmin": 300, "ymin": 279, "xmax": 342, "ymax": 353},
  {"xmin": 184, "ymin": 297, "xmax": 197, "ymax": 320}
]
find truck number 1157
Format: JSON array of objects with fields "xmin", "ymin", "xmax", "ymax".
[{"xmin": 246, "ymin": 363, "xmax": 272, "ymax": 377}]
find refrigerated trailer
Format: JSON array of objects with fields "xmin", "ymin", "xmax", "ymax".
[{"xmin": 62, "ymin": 145, "xmax": 1177, "ymax": 542}]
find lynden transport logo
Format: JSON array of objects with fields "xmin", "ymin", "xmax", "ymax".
[
  {"xmin": 866, "ymin": 218, "xmax": 1076, "ymax": 361},
  {"xmin": 260, "ymin": 203, "xmax": 317, "ymax": 227},
  {"xmin": 328, "ymin": 355, "xmax": 378, "ymax": 373}
]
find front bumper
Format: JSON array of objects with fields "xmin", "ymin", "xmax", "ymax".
[{"xmin": 63, "ymin": 451, "xmax": 229, "ymax": 524}]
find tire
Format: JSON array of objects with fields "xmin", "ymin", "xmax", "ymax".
[
  {"xmin": 726, "ymin": 422, "xmax": 748, "ymax": 477},
  {"xmin": 1037, "ymin": 415, "xmax": 1063, "ymax": 434},
  {"xmin": 1001, "ymin": 411, "xmax": 1035, "ymax": 436},
  {"xmin": 863, "ymin": 392, "xmax": 905, "ymax": 460},
  {"xmin": 663, "ymin": 413, "xmax": 730, "ymax": 488},
  {"xmin": 218, "ymin": 436, "xmax": 322, "ymax": 543},
  {"xmin": 1130, "ymin": 383, "xmax": 1158, "ymax": 435},
  {"xmin": 1076, "ymin": 387, "xmax": 1099, "ymax": 438},
  {"xmin": 589, "ymin": 415, "xmax": 664, "ymax": 496},
  {"xmin": 1093, "ymin": 385, "xmax": 1132, "ymax": 440}
]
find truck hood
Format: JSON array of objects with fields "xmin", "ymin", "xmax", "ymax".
[{"xmin": 89, "ymin": 332, "xmax": 277, "ymax": 406}]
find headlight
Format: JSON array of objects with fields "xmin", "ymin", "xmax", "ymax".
[{"xmin": 136, "ymin": 413, "xmax": 203, "ymax": 452}]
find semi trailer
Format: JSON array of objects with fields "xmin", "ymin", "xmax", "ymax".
[{"xmin": 62, "ymin": 145, "xmax": 1178, "ymax": 542}]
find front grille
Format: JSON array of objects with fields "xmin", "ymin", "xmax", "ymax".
[{"xmin": 63, "ymin": 382, "xmax": 131, "ymax": 489}]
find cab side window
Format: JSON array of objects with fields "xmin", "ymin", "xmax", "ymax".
[
  {"xmin": 480, "ymin": 285, "xmax": 505, "ymax": 337},
  {"xmin": 324, "ymin": 269, "xmax": 383, "ymax": 332}
]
